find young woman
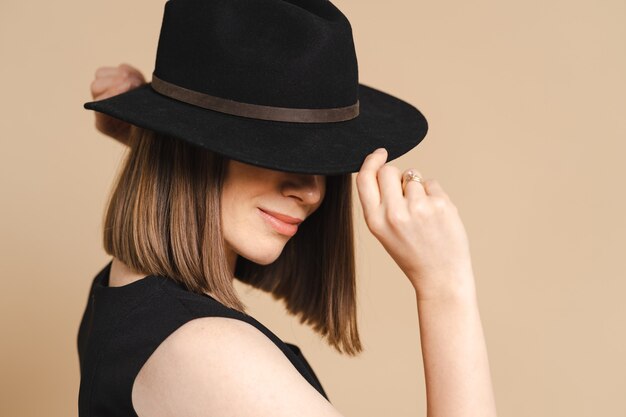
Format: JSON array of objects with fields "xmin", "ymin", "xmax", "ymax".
[{"xmin": 78, "ymin": 1, "xmax": 497, "ymax": 416}]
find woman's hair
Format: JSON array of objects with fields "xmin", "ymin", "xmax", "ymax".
[{"xmin": 103, "ymin": 125, "xmax": 362, "ymax": 355}]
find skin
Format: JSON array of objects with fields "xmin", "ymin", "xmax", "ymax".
[
  {"xmin": 94, "ymin": 64, "xmax": 497, "ymax": 417},
  {"xmin": 220, "ymin": 159, "xmax": 325, "ymax": 275},
  {"xmin": 90, "ymin": 63, "xmax": 471, "ymax": 292},
  {"xmin": 110, "ymin": 158, "xmax": 325, "ymax": 286},
  {"xmin": 97, "ymin": 64, "xmax": 326, "ymax": 285}
]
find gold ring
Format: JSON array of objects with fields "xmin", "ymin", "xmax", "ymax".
[{"xmin": 402, "ymin": 171, "xmax": 423, "ymax": 193}]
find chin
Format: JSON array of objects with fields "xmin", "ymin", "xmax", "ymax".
[
  {"xmin": 236, "ymin": 240, "xmax": 286, "ymax": 266},
  {"xmin": 245, "ymin": 249, "xmax": 284, "ymax": 265}
]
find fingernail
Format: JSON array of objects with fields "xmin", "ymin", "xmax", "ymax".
[{"xmin": 374, "ymin": 148, "xmax": 386, "ymax": 154}]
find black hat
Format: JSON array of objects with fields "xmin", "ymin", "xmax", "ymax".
[{"xmin": 83, "ymin": 0, "xmax": 428, "ymax": 175}]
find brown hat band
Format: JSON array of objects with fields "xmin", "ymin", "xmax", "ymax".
[{"xmin": 151, "ymin": 74, "xmax": 360, "ymax": 123}]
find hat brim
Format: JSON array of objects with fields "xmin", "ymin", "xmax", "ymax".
[{"xmin": 83, "ymin": 82, "xmax": 428, "ymax": 175}]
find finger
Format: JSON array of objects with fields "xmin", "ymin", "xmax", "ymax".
[
  {"xmin": 127, "ymin": 75, "xmax": 145, "ymax": 88},
  {"xmin": 95, "ymin": 69, "xmax": 143, "ymax": 84},
  {"xmin": 95, "ymin": 66, "xmax": 119, "ymax": 78},
  {"xmin": 376, "ymin": 164, "xmax": 403, "ymax": 208},
  {"xmin": 422, "ymin": 178, "xmax": 450, "ymax": 200},
  {"xmin": 118, "ymin": 63, "xmax": 147, "ymax": 83},
  {"xmin": 91, "ymin": 76, "xmax": 118, "ymax": 96},
  {"xmin": 92, "ymin": 73, "xmax": 143, "ymax": 98},
  {"xmin": 402, "ymin": 169, "xmax": 427, "ymax": 205},
  {"xmin": 112, "ymin": 69, "xmax": 146, "ymax": 89},
  {"xmin": 94, "ymin": 79, "xmax": 132, "ymax": 101},
  {"xmin": 94, "ymin": 68, "xmax": 140, "ymax": 85},
  {"xmin": 355, "ymin": 148, "xmax": 388, "ymax": 218}
]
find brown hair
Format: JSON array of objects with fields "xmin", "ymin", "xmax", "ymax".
[{"xmin": 102, "ymin": 125, "xmax": 362, "ymax": 355}]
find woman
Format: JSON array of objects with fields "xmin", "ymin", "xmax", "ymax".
[{"xmin": 78, "ymin": 1, "xmax": 497, "ymax": 416}]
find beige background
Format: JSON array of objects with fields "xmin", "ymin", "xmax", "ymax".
[{"xmin": 1, "ymin": 0, "xmax": 625, "ymax": 416}]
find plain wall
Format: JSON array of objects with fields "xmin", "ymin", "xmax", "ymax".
[{"xmin": 1, "ymin": 0, "xmax": 624, "ymax": 415}]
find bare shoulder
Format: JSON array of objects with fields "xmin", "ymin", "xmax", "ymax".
[{"xmin": 132, "ymin": 316, "xmax": 346, "ymax": 417}]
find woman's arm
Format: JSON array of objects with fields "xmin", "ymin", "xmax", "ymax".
[
  {"xmin": 355, "ymin": 149, "xmax": 498, "ymax": 417},
  {"xmin": 132, "ymin": 285, "xmax": 496, "ymax": 417},
  {"xmin": 88, "ymin": 63, "xmax": 146, "ymax": 145},
  {"xmin": 132, "ymin": 316, "xmax": 348, "ymax": 417},
  {"xmin": 413, "ymin": 276, "xmax": 498, "ymax": 417}
]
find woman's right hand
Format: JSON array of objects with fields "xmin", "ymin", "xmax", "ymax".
[
  {"xmin": 355, "ymin": 148, "xmax": 476, "ymax": 302},
  {"xmin": 89, "ymin": 63, "xmax": 146, "ymax": 145}
]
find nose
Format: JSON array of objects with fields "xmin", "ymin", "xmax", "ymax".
[{"xmin": 281, "ymin": 174, "xmax": 325, "ymax": 207}]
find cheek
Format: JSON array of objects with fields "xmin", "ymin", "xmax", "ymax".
[{"xmin": 221, "ymin": 189, "xmax": 258, "ymax": 240}]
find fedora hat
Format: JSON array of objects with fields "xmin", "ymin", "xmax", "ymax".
[{"xmin": 83, "ymin": 0, "xmax": 429, "ymax": 175}]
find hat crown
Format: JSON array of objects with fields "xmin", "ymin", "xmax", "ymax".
[{"xmin": 153, "ymin": 0, "xmax": 359, "ymax": 109}]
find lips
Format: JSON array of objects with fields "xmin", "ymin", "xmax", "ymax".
[
  {"xmin": 258, "ymin": 208, "xmax": 301, "ymax": 237},
  {"xmin": 258, "ymin": 208, "xmax": 303, "ymax": 225}
]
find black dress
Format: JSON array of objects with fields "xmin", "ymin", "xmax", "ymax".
[{"xmin": 77, "ymin": 260, "xmax": 329, "ymax": 416}]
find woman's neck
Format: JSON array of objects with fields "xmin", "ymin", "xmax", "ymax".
[{"xmin": 108, "ymin": 258, "xmax": 147, "ymax": 287}]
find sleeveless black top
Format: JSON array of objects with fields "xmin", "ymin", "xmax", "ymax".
[{"xmin": 77, "ymin": 261, "xmax": 329, "ymax": 416}]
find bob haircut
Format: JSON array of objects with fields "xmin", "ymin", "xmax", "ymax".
[{"xmin": 102, "ymin": 125, "xmax": 362, "ymax": 355}]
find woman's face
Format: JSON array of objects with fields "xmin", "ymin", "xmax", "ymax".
[{"xmin": 221, "ymin": 158, "xmax": 326, "ymax": 267}]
